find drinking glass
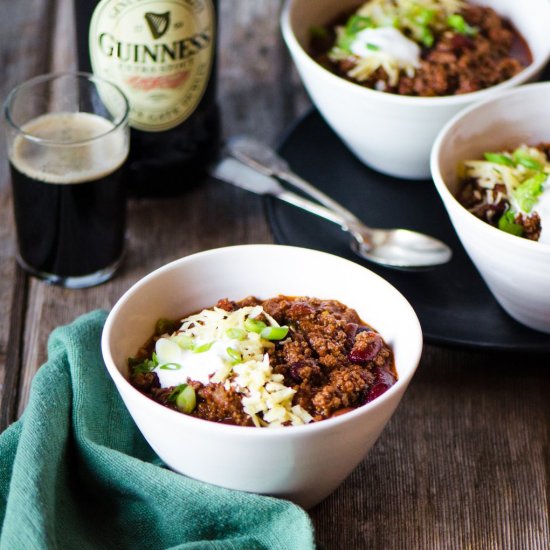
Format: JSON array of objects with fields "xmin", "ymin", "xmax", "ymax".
[{"xmin": 3, "ymin": 72, "xmax": 130, "ymax": 288}]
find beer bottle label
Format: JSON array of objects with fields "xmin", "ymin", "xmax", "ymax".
[{"xmin": 89, "ymin": 0, "xmax": 215, "ymax": 132}]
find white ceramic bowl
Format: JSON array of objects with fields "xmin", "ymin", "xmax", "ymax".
[
  {"xmin": 281, "ymin": 0, "xmax": 550, "ymax": 180},
  {"xmin": 102, "ymin": 245, "xmax": 422, "ymax": 508},
  {"xmin": 431, "ymin": 82, "xmax": 550, "ymax": 334}
]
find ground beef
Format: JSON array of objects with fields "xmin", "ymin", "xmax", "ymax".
[
  {"xmin": 311, "ymin": 3, "xmax": 530, "ymax": 97},
  {"xmin": 129, "ymin": 296, "xmax": 397, "ymax": 426},
  {"xmin": 518, "ymin": 212, "xmax": 542, "ymax": 241},
  {"xmin": 194, "ymin": 383, "xmax": 252, "ymax": 426}
]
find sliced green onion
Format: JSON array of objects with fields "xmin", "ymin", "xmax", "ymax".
[
  {"xmin": 155, "ymin": 318, "xmax": 177, "ymax": 336},
  {"xmin": 244, "ymin": 317, "xmax": 267, "ymax": 333},
  {"xmin": 366, "ymin": 43, "xmax": 380, "ymax": 51},
  {"xmin": 167, "ymin": 384, "xmax": 196, "ymax": 414},
  {"xmin": 172, "ymin": 334, "xmax": 194, "ymax": 350},
  {"xmin": 260, "ymin": 326, "xmax": 289, "ymax": 341},
  {"xmin": 484, "ymin": 152, "xmax": 514, "ymax": 167},
  {"xmin": 512, "ymin": 149, "xmax": 544, "ymax": 171},
  {"xmin": 226, "ymin": 347, "xmax": 242, "ymax": 364},
  {"xmin": 415, "ymin": 8, "xmax": 435, "ymax": 26},
  {"xmin": 226, "ymin": 327, "xmax": 247, "ymax": 340},
  {"xmin": 420, "ymin": 27, "xmax": 434, "ymax": 48},
  {"xmin": 193, "ymin": 341, "xmax": 214, "ymax": 353},
  {"xmin": 159, "ymin": 363, "xmax": 182, "ymax": 370},
  {"xmin": 514, "ymin": 172, "xmax": 547, "ymax": 212},
  {"xmin": 346, "ymin": 14, "xmax": 374, "ymax": 34},
  {"xmin": 447, "ymin": 14, "xmax": 477, "ymax": 36},
  {"xmin": 498, "ymin": 210, "xmax": 523, "ymax": 237},
  {"xmin": 167, "ymin": 384, "xmax": 184, "ymax": 401},
  {"xmin": 176, "ymin": 385, "xmax": 196, "ymax": 414}
]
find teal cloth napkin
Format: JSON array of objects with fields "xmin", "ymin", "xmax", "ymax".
[{"xmin": 0, "ymin": 310, "xmax": 315, "ymax": 550}]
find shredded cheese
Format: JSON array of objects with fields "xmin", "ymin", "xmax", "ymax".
[{"xmin": 155, "ymin": 305, "xmax": 313, "ymax": 428}]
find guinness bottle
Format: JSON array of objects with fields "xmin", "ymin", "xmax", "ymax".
[{"xmin": 76, "ymin": 0, "xmax": 220, "ymax": 196}]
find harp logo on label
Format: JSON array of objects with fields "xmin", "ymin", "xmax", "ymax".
[{"xmin": 145, "ymin": 12, "xmax": 170, "ymax": 39}]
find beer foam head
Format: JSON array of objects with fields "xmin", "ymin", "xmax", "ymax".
[{"xmin": 10, "ymin": 112, "xmax": 128, "ymax": 184}]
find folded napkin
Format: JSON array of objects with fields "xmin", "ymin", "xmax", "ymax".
[{"xmin": 0, "ymin": 311, "xmax": 315, "ymax": 549}]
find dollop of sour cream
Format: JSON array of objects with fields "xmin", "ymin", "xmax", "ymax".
[
  {"xmin": 349, "ymin": 27, "xmax": 421, "ymax": 67},
  {"xmin": 153, "ymin": 338, "xmax": 239, "ymax": 387}
]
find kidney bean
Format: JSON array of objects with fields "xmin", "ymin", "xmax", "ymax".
[
  {"xmin": 348, "ymin": 332, "xmax": 383, "ymax": 364},
  {"xmin": 451, "ymin": 34, "xmax": 475, "ymax": 51},
  {"xmin": 359, "ymin": 366, "xmax": 397, "ymax": 405},
  {"xmin": 288, "ymin": 360, "xmax": 322, "ymax": 385},
  {"xmin": 289, "ymin": 362, "xmax": 306, "ymax": 383},
  {"xmin": 364, "ymin": 382, "xmax": 390, "ymax": 403}
]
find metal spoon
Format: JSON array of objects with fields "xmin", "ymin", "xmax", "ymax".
[
  {"xmin": 211, "ymin": 156, "xmax": 452, "ymax": 269},
  {"xmin": 226, "ymin": 135, "xmax": 362, "ymax": 219}
]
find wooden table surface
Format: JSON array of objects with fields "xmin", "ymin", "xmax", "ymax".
[{"xmin": 1, "ymin": 1, "xmax": 548, "ymax": 548}]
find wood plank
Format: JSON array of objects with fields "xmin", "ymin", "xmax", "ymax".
[
  {"xmin": 217, "ymin": 0, "xmax": 310, "ymax": 143},
  {"xmin": 0, "ymin": 0, "xmax": 56, "ymax": 430},
  {"xmin": 0, "ymin": 267, "xmax": 27, "ymax": 430}
]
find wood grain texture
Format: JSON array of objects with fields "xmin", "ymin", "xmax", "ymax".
[
  {"xmin": 0, "ymin": 0, "xmax": 56, "ymax": 430},
  {"xmin": 1, "ymin": 0, "xmax": 549, "ymax": 548}
]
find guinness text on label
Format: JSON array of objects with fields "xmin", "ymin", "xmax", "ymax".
[{"xmin": 97, "ymin": 30, "xmax": 211, "ymax": 64}]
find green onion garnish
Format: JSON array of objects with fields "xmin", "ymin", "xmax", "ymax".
[
  {"xmin": 512, "ymin": 149, "xmax": 544, "ymax": 171},
  {"xmin": 173, "ymin": 334, "xmax": 194, "ymax": 350},
  {"xmin": 420, "ymin": 27, "xmax": 434, "ymax": 48},
  {"xmin": 346, "ymin": 14, "xmax": 374, "ymax": 34},
  {"xmin": 176, "ymin": 385, "xmax": 196, "ymax": 414},
  {"xmin": 447, "ymin": 14, "xmax": 477, "ymax": 36},
  {"xmin": 226, "ymin": 327, "xmax": 247, "ymax": 340},
  {"xmin": 415, "ymin": 8, "xmax": 435, "ymax": 26},
  {"xmin": 484, "ymin": 152, "xmax": 514, "ymax": 167},
  {"xmin": 194, "ymin": 341, "xmax": 214, "ymax": 353},
  {"xmin": 159, "ymin": 363, "xmax": 182, "ymax": 370},
  {"xmin": 497, "ymin": 210, "xmax": 523, "ymax": 237},
  {"xmin": 260, "ymin": 326, "xmax": 289, "ymax": 341},
  {"xmin": 168, "ymin": 384, "xmax": 197, "ymax": 414},
  {"xmin": 226, "ymin": 347, "xmax": 242, "ymax": 364},
  {"xmin": 244, "ymin": 317, "xmax": 267, "ymax": 333},
  {"xmin": 514, "ymin": 172, "xmax": 546, "ymax": 212}
]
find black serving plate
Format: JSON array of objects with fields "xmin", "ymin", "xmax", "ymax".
[{"xmin": 266, "ymin": 110, "xmax": 550, "ymax": 352}]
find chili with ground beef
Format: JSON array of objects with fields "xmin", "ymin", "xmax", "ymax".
[
  {"xmin": 129, "ymin": 296, "xmax": 397, "ymax": 427},
  {"xmin": 310, "ymin": 2, "xmax": 531, "ymax": 97}
]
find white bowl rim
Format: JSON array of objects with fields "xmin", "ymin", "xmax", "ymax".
[
  {"xmin": 102, "ymin": 244, "xmax": 423, "ymax": 439},
  {"xmin": 280, "ymin": 0, "xmax": 550, "ymax": 108},
  {"xmin": 430, "ymin": 80, "xmax": 550, "ymax": 252}
]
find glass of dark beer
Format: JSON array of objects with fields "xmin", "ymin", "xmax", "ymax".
[{"xmin": 3, "ymin": 72, "xmax": 130, "ymax": 288}]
